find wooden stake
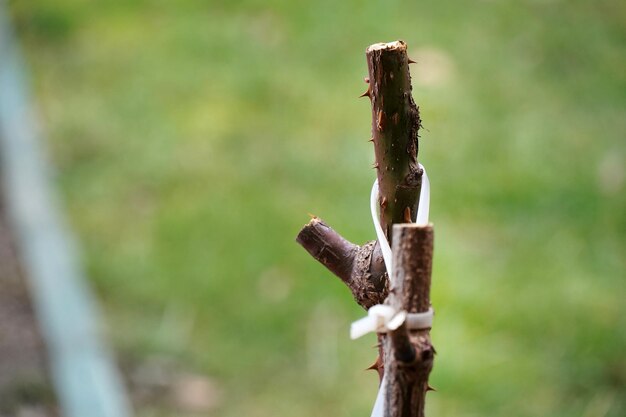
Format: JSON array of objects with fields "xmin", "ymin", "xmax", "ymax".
[{"xmin": 384, "ymin": 224, "xmax": 435, "ymax": 417}]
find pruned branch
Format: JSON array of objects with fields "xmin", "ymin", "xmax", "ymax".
[{"xmin": 296, "ymin": 217, "xmax": 388, "ymax": 309}]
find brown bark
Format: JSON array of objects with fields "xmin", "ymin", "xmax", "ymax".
[
  {"xmin": 383, "ymin": 224, "xmax": 435, "ymax": 417},
  {"xmin": 296, "ymin": 217, "xmax": 388, "ymax": 309},
  {"xmin": 294, "ymin": 39, "xmax": 429, "ymax": 405},
  {"xmin": 366, "ymin": 41, "xmax": 423, "ymax": 244},
  {"xmin": 295, "ymin": 41, "xmax": 423, "ymax": 310}
]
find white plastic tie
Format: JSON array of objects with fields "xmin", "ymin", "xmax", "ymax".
[
  {"xmin": 356, "ymin": 163, "xmax": 432, "ymax": 417},
  {"xmin": 350, "ymin": 305, "xmax": 407, "ymax": 340},
  {"xmin": 354, "ymin": 163, "xmax": 434, "ymax": 341},
  {"xmin": 350, "ymin": 305, "xmax": 433, "ymax": 340},
  {"xmin": 369, "ymin": 163, "xmax": 430, "ymax": 282}
]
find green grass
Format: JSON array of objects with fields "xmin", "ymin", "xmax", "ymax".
[{"xmin": 9, "ymin": 0, "xmax": 626, "ymax": 415}]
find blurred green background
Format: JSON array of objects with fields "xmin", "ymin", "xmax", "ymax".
[{"xmin": 8, "ymin": 0, "xmax": 625, "ymax": 415}]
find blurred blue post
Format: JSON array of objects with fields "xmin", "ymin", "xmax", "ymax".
[{"xmin": 0, "ymin": 3, "xmax": 133, "ymax": 417}]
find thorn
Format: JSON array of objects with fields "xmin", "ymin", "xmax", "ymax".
[
  {"xmin": 426, "ymin": 385, "xmax": 437, "ymax": 392},
  {"xmin": 307, "ymin": 212, "xmax": 317, "ymax": 219},
  {"xmin": 364, "ymin": 77, "xmax": 370, "ymax": 83},
  {"xmin": 380, "ymin": 197, "xmax": 387, "ymax": 209},
  {"xmin": 366, "ymin": 359, "xmax": 379, "ymax": 371},
  {"xmin": 359, "ymin": 87, "xmax": 371, "ymax": 98},
  {"xmin": 372, "ymin": 162, "xmax": 379, "ymax": 170},
  {"xmin": 368, "ymin": 137, "xmax": 374, "ymax": 142},
  {"xmin": 404, "ymin": 207, "xmax": 412, "ymax": 223},
  {"xmin": 365, "ymin": 355, "xmax": 385, "ymax": 383},
  {"xmin": 408, "ymin": 58, "xmax": 417, "ymax": 64}
]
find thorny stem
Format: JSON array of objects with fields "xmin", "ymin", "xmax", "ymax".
[
  {"xmin": 295, "ymin": 40, "xmax": 423, "ymax": 309},
  {"xmin": 295, "ymin": 39, "xmax": 428, "ymax": 403},
  {"xmin": 366, "ymin": 41, "xmax": 423, "ymax": 244}
]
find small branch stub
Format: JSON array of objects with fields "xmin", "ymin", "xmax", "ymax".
[{"xmin": 296, "ymin": 217, "xmax": 388, "ymax": 308}]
